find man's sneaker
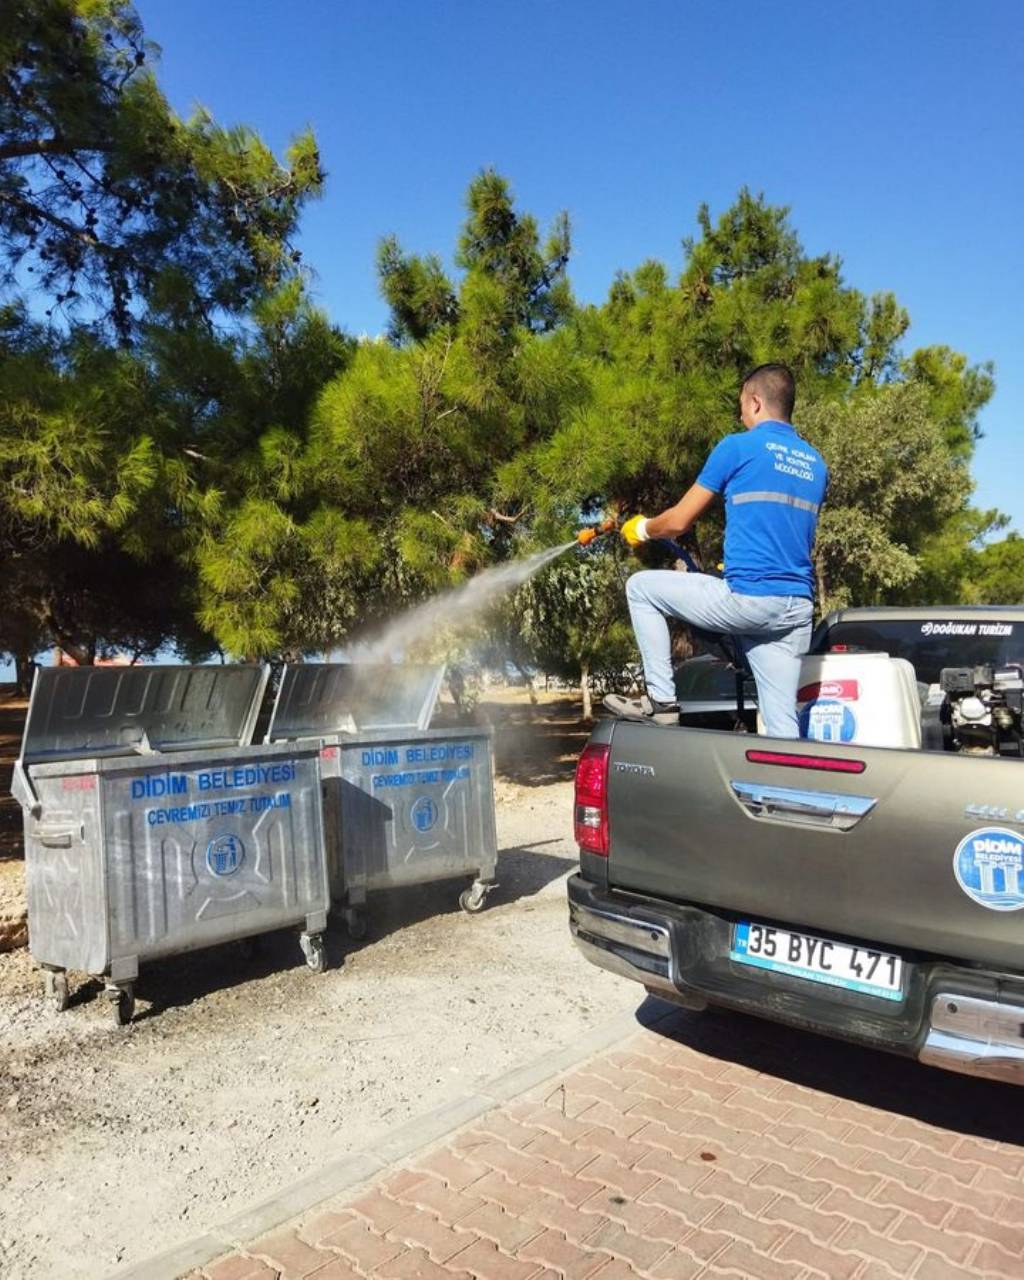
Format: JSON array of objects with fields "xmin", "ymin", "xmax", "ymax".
[{"xmin": 603, "ymin": 694, "xmax": 681, "ymax": 726}]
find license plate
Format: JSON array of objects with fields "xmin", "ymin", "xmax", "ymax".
[{"xmin": 731, "ymin": 921, "xmax": 904, "ymax": 1001}]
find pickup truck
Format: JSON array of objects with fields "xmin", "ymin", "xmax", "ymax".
[{"xmin": 568, "ymin": 606, "xmax": 1024, "ymax": 1084}]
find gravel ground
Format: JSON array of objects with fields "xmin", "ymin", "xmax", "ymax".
[
  {"xmin": 0, "ymin": 773, "xmax": 639, "ymax": 1280},
  {"xmin": 0, "ymin": 860, "xmax": 26, "ymax": 952}
]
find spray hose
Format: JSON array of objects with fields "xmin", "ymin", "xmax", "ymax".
[{"xmin": 576, "ymin": 516, "xmax": 700, "ymax": 573}]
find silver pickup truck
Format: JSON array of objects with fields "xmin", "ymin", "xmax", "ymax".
[{"xmin": 568, "ymin": 606, "xmax": 1024, "ymax": 1084}]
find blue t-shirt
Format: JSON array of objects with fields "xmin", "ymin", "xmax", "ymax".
[{"xmin": 696, "ymin": 420, "xmax": 828, "ymax": 599}]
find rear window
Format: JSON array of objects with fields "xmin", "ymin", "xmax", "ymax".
[
  {"xmin": 675, "ymin": 656, "xmax": 742, "ymax": 701},
  {"xmin": 817, "ymin": 619, "xmax": 1021, "ymax": 685}
]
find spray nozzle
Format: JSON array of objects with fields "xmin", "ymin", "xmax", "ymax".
[{"xmin": 576, "ymin": 518, "xmax": 617, "ymax": 547}]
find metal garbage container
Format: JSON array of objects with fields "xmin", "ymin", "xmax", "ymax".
[
  {"xmin": 12, "ymin": 664, "xmax": 330, "ymax": 1024},
  {"xmin": 266, "ymin": 662, "xmax": 498, "ymax": 936}
]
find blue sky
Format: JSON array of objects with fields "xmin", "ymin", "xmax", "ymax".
[{"xmin": 136, "ymin": 0, "xmax": 1023, "ymax": 531}]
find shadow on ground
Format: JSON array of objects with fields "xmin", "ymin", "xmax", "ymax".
[
  {"xmin": 69, "ymin": 841, "xmax": 578, "ymax": 1022},
  {"xmin": 640, "ymin": 995, "xmax": 1024, "ymax": 1146}
]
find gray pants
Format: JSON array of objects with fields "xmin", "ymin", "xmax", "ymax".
[{"xmin": 626, "ymin": 571, "xmax": 814, "ymax": 737}]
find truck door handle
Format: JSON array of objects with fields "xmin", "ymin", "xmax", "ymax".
[{"xmin": 730, "ymin": 781, "xmax": 876, "ymax": 831}]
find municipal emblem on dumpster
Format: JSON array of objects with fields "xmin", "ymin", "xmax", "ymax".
[
  {"xmin": 411, "ymin": 796, "xmax": 438, "ymax": 833},
  {"xmin": 206, "ymin": 833, "xmax": 245, "ymax": 877},
  {"xmin": 953, "ymin": 827, "xmax": 1024, "ymax": 911}
]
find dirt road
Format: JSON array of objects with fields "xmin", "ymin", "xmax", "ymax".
[{"xmin": 0, "ymin": 693, "xmax": 639, "ymax": 1279}]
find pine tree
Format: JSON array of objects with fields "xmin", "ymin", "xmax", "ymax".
[{"xmin": 1, "ymin": 0, "xmax": 323, "ymax": 342}]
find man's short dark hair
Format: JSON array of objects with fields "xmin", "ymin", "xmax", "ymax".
[{"xmin": 741, "ymin": 363, "xmax": 796, "ymax": 421}]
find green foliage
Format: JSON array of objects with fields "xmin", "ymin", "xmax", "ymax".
[
  {"xmin": 193, "ymin": 174, "xmax": 589, "ymax": 659},
  {"xmin": 0, "ymin": 539, "xmax": 209, "ymax": 665},
  {"xmin": 906, "ymin": 522, "xmax": 1024, "ymax": 609},
  {"xmin": 377, "ymin": 170, "xmax": 572, "ymax": 346},
  {"xmin": 456, "ymin": 170, "xmax": 573, "ymax": 335},
  {"xmin": 0, "ymin": 305, "xmax": 159, "ymax": 547},
  {"xmin": 0, "ymin": 300, "xmax": 217, "ymax": 664},
  {"xmin": 377, "ymin": 236, "xmax": 457, "ymax": 344},
  {"xmin": 512, "ymin": 545, "xmax": 636, "ymax": 716},
  {"xmin": 180, "ymin": 285, "xmax": 356, "ymax": 656},
  {"xmin": 902, "ymin": 345, "xmax": 995, "ymax": 456},
  {"xmin": 0, "ymin": 2, "xmax": 343, "ymax": 665},
  {"xmin": 972, "ymin": 535, "xmax": 1024, "ymax": 604},
  {"xmin": 799, "ymin": 385, "xmax": 972, "ymax": 609},
  {"xmin": 896, "ymin": 507, "xmax": 1007, "ymax": 606},
  {"xmin": 196, "ymin": 497, "xmax": 380, "ymax": 658},
  {"xmin": 970, "ymin": 533, "xmax": 1024, "ymax": 604},
  {"xmin": 0, "ymin": 278, "xmax": 350, "ymax": 663},
  {"xmin": 1, "ymin": 0, "xmax": 323, "ymax": 340}
]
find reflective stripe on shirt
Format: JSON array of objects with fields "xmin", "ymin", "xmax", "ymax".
[{"xmin": 730, "ymin": 490, "xmax": 821, "ymax": 516}]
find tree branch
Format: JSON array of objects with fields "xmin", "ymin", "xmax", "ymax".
[
  {"xmin": 488, "ymin": 508, "xmax": 526, "ymax": 526},
  {"xmin": 0, "ymin": 135, "xmax": 110, "ymax": 163},
  {"xmin": 0, "ymin": 189, "xmax": 115, "ymax": 255}
]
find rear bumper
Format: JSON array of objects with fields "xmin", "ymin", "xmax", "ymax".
[{"xmin": 568, "ymin": 874, "xmax": 1024, "ymax": 1085}]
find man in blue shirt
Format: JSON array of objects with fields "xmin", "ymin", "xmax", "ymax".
[{"xmin": 605, "ymin": 364, "xmax": 828, "ymax": 736}]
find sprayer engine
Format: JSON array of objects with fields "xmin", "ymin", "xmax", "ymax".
[{"xmin": 940, "ymin": 663, "xmax": 1024, "ymax": 756}]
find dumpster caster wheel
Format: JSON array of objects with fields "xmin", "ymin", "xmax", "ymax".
[
  {"xmin": 107, "ymin": 984, "xmax": 135, "ymax": 1026},
  {"xmin": 301, "ymin": 932, "xmax": 327, "ymax": 973},
  {"xmin": 459, "ymin": 882, "xmax": 493, "ymax": 914},
  {"xmin": 44, "ymin": 970, "xmax": 69, "ymax": 1012},
  {"xmin": 344, "ymin": 908, "xmax": 367, "ymax": 940}
]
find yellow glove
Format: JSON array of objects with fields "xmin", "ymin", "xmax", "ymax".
[{"xmin": 620, "ymin": 515, "xmax": 650, "ymax": 547}]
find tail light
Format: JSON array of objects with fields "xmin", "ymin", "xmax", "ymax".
[{"xmin": 574, "ymin": 743, "xmax": 610, "ymax": 855}]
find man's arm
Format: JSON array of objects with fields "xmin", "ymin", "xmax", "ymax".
[{"xmin": 644, "ymin": 483, "xmax": 716, "ymax": 540}]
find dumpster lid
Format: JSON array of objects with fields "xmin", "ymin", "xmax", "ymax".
[
  {"xmin": 266, "ymin": 662, "xmax": 446, "ymax": 740},
  {"xmin": 19, "ymin": 664, "xmax": 270, "ymax": 765}
]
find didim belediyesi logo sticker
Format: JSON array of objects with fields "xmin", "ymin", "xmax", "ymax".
[{"xmin": 953, "ymin": 827, "xmax": 1024, "ymax": 911}]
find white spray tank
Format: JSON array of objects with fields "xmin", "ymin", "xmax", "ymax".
[{"xmin": 792, "ymin": 652, "xmax": 923, "ymax": 749}]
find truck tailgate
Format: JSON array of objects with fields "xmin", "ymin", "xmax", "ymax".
[{"xmin": 606, "ymin": 723, "xmax": 1024, "ymax": 971}]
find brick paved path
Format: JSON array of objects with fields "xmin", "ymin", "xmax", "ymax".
[{"xmin": 192, "ymin": 1006, "xmax": 1024, "ymax": 1280}]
